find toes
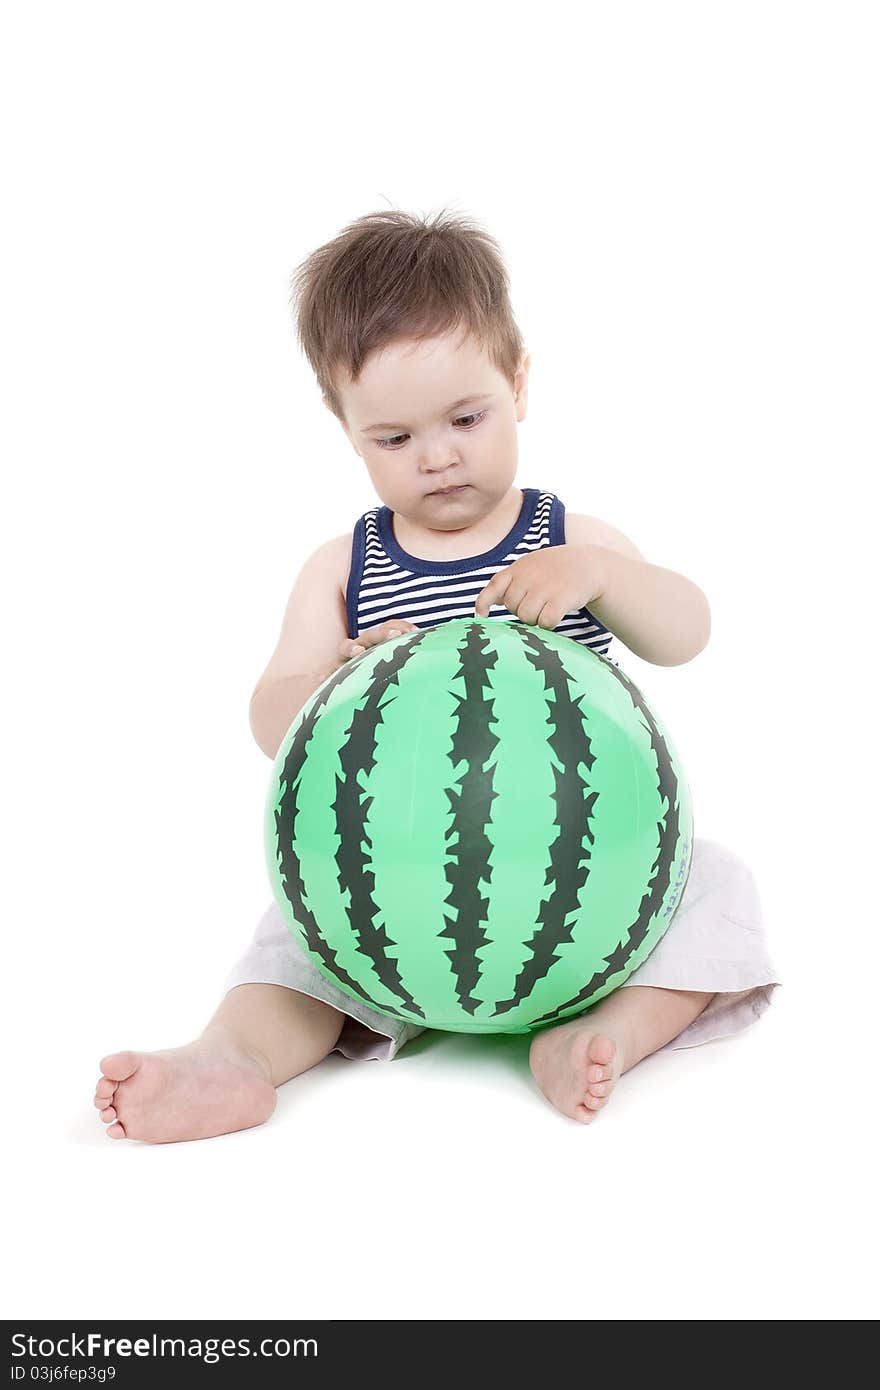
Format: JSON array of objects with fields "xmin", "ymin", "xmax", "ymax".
[
  {"xmin": 99, "ymin": 1051, "xmax": 140, "ymax": 1082},
  {"xmin": 588, "ymin": 1081, "xmax": 608, "ymax": 1098},
  {"xmin": 587, "ymin": 1034, "xmax": 616, "ymax": 1069},
  {"xmin": 105, "ymin": 1121, "xmax": 126, "ymax": 1139},
  {"xmin": 582, "ymin": 1093, "xmax": 605, "ymax": 1112},
  {"xmin": 574, "ymin": 1103, "xmax": 597, "ymax": 1123},
  {"xmin": 587, "ymin": 1063, "xmax": 610, "ymax": 1084},
  {"xmin": 94, "ymin": 1080, "xmax": 117, "ymax": 1108},
  {"xmin": 99, "ymin": 1106, "xmax": 117, "ymax": 1124}
]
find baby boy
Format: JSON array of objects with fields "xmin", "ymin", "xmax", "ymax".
[{"xmin": 93, "ymin": 209, "xmax": 777, "ymax": 1142}]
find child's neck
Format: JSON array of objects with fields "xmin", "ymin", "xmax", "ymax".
[{"xmin": 392, "ymin": 486, "xmax": 523, "ymax": 561}]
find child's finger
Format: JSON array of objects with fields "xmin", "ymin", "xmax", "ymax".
[{"xmin": 348, "ymin": 622, "xmax": 417, "ymax": 660}]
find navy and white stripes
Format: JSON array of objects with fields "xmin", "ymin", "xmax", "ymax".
[{"xmin": 345, "ymin": 487, "xmax": 617, "ymax": 665}]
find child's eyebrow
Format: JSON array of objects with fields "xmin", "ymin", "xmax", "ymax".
[{"xmin": 360, "ymin": 393, "xmax": 495, "ymax": 434}]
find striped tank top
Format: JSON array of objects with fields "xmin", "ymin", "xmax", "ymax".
[{"xmin": 345, "ymin": 487, "xmax": 617, "ymax": 665}]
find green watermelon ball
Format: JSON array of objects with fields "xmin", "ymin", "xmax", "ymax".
[{"xmin": 265, "ymin": 617, "xmax": 693, "ymax": 1035}]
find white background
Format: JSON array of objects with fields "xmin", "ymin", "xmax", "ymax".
[{"xmin": 2, "ymin": 0, "xmax": 877, "ymax": 1322}]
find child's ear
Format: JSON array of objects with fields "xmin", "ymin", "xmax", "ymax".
[{"xmin": 514, "ymin": 349, "xmax": 531, "ymax": 420}]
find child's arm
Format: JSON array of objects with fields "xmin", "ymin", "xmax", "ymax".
[
  {"xmin": 567, "ymin": 513, "xmax": 711, "ymax": 667},
  {"xmin": 248, "ymin": 535, "xmax": 351, "ymax": 759},
  {"xmin": 249, "ymin": 536, "xmax": 417, "ymax": 759},
  {"xmin": 474, "ymin": 512, "xmax": 710, "ymax": 667}
]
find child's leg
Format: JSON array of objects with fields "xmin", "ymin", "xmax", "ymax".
[
  {"xmin": 529, "ymin": 984, "xmax": 714, "ymax": 1125},
  {"xmin": 201, "ymin": 983, "xmax": 347, "ymax": 1085},
  {"xmin": 93, "ymin": 984, "xmax": 346, "ymax": 1145}
]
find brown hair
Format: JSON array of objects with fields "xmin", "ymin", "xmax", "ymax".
[{"xmin": 290, "ymin": 207, "xmax": 527, "ymax": 424}]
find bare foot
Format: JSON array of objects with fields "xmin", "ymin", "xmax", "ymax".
[
  {"xmin": 93, "ymin": 1032, "xmax": 277, "ymax": 1144},
  {"xmin": 529, "ymin": 1021, "xmax": 625, "ymax": 1124}
]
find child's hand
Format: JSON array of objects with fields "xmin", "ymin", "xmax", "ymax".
[
  {"xmin": 474, "ymin": 544, "xmax": 607, "ymax": 628},
  {"xmin": 338, "ymin": 619, "xmax": 419, "ymax": 665}
]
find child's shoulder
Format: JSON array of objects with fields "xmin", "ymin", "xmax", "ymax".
[
  {"xmin": 564, "ymin": 511, "xmax": 646, "ymax": 563},
  {"xmin": 293, "ymin": 528, "xmax": 356, "ymax": 599},
  {"xmin": 325, "ymin": 528, "xmax": 355, "ymax": 599}
]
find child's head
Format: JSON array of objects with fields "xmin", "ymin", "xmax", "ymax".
[{"xmin": 291, "ymin": 208, "xmax": 530, "ymax": 530}]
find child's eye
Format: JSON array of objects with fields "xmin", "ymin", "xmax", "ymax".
[{"xmin": 375, "ymin": 410, "xmax": 486, "ymax": 451}]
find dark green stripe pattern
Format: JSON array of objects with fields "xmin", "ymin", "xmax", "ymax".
[{"xmin": 267, "ymin": 618, "xmax": 692, "ymax": 1034}]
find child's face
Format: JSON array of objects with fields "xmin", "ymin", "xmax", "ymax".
[{"xmin": 336, "ymin": 328, "xmax": 530, "ymax": 532}]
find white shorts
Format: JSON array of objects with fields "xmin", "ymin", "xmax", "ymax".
[{"xmin": 224, "ymin": 836, "xmax": 780, "ymax": 1061}]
